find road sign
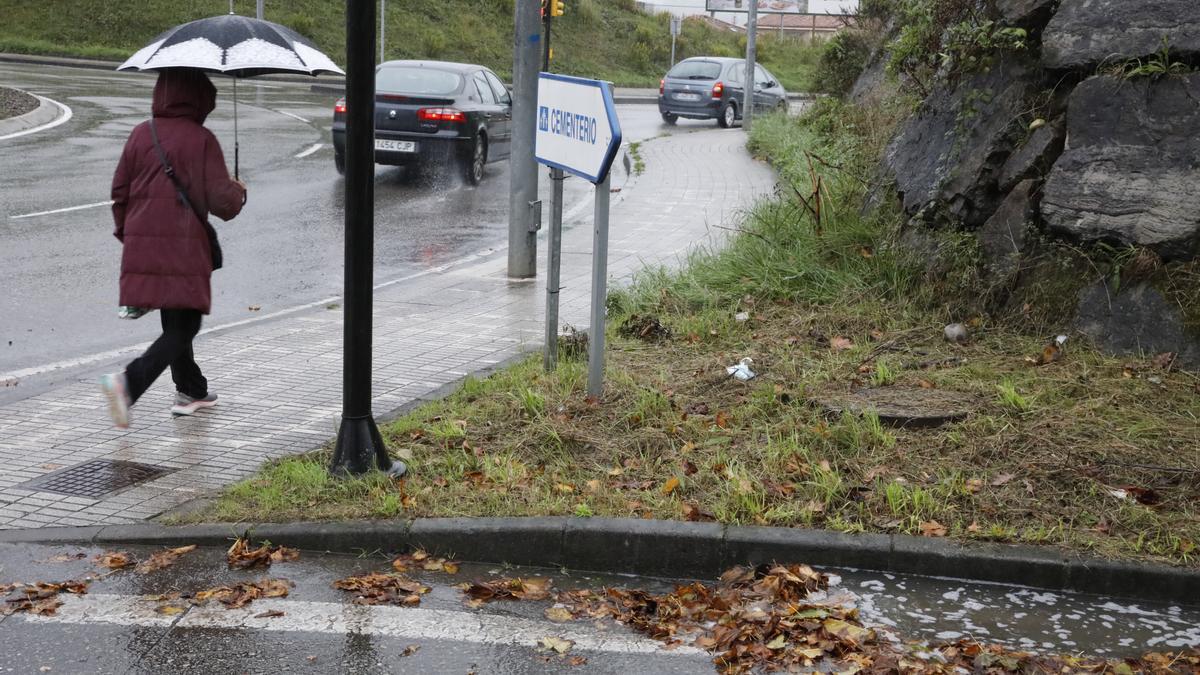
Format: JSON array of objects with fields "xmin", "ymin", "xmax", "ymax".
[
  {"xmin": 671, "ymin": 16, "xmax": 682, "ymax": 35},
  {"xmin": 535, "ymin": 73, "xmax": 623, "ymax": 185}
]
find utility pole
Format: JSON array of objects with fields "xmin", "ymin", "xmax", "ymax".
[
  {"xmin": 742, "ymin": 0, "xmax": 758, "ymax": 132},
  {"xmin": 330, "ymin": 0, "xmax": 404, "ymax": 478},
  {"xmin": 507, "ymin": 0, "xmax": 542, "ymax": 279},
  {"xmin": 256, "ymin": 0, "xmax": 263, "ymax": 20},
  {"xmin": 380, "ymin": 0, "xmax": 386, "ymax": 62}
]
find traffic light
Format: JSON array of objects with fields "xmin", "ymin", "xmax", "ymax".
[{"xmin": 550, "ymin": 0, "xmax": 565, "ymax": 17}]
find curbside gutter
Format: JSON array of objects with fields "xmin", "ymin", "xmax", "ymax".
[{"xmin": 0, "ymin": 517, "xmax": 1195, "ymax": 605}]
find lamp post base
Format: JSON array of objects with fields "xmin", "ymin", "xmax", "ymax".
[{"xmin": 330, "ymin": 415, "xmax": 407, "ymax": 477}]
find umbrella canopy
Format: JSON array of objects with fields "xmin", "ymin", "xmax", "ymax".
[{"xmin": 117, "ymin": 14, "xmax": 343, "ymax": 78}]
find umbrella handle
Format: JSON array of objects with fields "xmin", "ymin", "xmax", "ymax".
[{"xmin": 233, "ymin": 77, "xmax": 240, "ymax": 180}]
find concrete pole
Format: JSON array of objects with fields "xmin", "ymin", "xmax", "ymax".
[
  {"xmin": 380, "ymin": 0, "xmax": 386, "ymax": 62},
  {"xmin": 742, "ymin": 0, "xmax": 758, "ymax": 132},
  {"xmin": 586, "ymin": 172, "xmax": 612, "ymax": 399},
  {"xmin": 507, "ymin": 0, "xmax": 542, "ymax": 279},
  {"xmin": 256, "ymin": 0, "xmax": 263, "ymax": 20}
]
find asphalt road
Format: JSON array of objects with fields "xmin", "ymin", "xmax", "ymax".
[{"xmin": 0, "ymin": 62, "xmax": 722, "ymax": 378}]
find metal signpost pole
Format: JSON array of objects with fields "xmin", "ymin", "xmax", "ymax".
[
  {"xmin": 586, "ymin": 172, "xmax": 611, "ymax": 399},
  {"xmin": 544, "ymin": 167, "xmax": 564, "ymax": 371},
  {"xmin": 670, "ymin": 17, "xmax": 679, "ymax": 66},
  {"xmin": 380, "ymin": 0, "xmax": 386, "ymax": 62},
  {"xmin": 330, "ymin": 0, "xmax": 404, "ymax": 478},
  {"xmin": 742, "ymin": 0, "xmax": 758, "ymax": 132},
  {"xmin": 256, "ymin": 0, "xmax": 263, "ymax": 20},
  {"xmin": 508, "ymin": 0, "xmax": 542, "ymax": 279}
]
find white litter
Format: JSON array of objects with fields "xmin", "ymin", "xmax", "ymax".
[
  {"xmin": 735, "ymin": 312, "xmax": 750, "ymax": 323},
  {"xmin": 726, "ymin": 357, "xmax": 756, "ymax": 381}
]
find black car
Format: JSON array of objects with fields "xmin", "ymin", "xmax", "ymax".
[
  {"xmin": 331, "ymin": 60, "xmax": 512, "ymax": 183},
  {"xmin": 658, "ymin": 57, "xmax": 788, "ymax": 128}
]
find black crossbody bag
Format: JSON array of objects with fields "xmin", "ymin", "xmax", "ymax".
[{"xmin": 148, "ymin": 118, "xmax": 224, "ymax": 270}]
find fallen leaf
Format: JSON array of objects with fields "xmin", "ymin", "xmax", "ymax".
[
  {"xmin": 254, "ymin": 609, "xmax": 285, "ymax": 618},
  {"xmin": 681, "ymin": 460, "xmax": 698, "ymax": 476},
  {"xmin": 94, "ymin": 551, "xmax": 135, "ymax": 570},
  {"xmin": 1151, "ymin": 352, "xmax": 1177, "ymax": 371},
  {"xmin": 823, "ymin": 618, "xmax": 874, "ymax": 646},
  {"xmin": 227, "ymin": 537, "xmax": 300, "ymax": 570},
  {"xmin": 137, "ymin": 545, "xmax": 197, "ymax": 574},
  {"xmin": 714, "ymin": 411, "xmax": 731, "ymax": 429},
  {"xmin": 400, "ymin": 645, "xmax": 421, "ymax": 657},
  {"xmin": 544, "ymin": 606, "xmax": 574, "ymax": 622},
  {"xmin": 540, "ymin": 636, "xmax": 574, "ymax": 654},
  {"xmin": 766, "ymin": 633, "xmax": 788, "ymax": 649},
  {"xmin": 334, "ymin": 573, "xmax": 430, "ymax": 606},
  {"xmin": 965, "ymin": 479, "xmax": 984, "ymax": 494},
  {"xmin": 155, "ymin": 605, "xmax": 186, "ymax": 616},
  {"xmin": 918, "ymin": 378, "xmax": 937, "ymax": 389},
  {"xmin": 967, "ymin": 521, "xmax": 981, "ymax": 533},
  {"xmin": 831, "ymin": 336, "xmax": 854, "ymax": 352},
  {"xmin": 40, "ymin": 553, "xmax": 86, "ymax": 564},
  {"xmin": 248, "ymin": 305, "xmax": 262, "ymax": 311},
  {"xmin": 661, "ymin": 477, "xmax": 681, "ymax": 495},
  {"xmin": 682, "ymin": 502, "xmax": 716, "ymax": 522},
  {"xmin": 920, "ymin": 520, "xmax": 947, "ymax": 537},
  {"xmin": 462, "ymin": 577, "xmax": 552, "ymax": 604},
  {"xmin": 990, "ymin": 474, "xmax": 1015, "ymax": 487},
  {"xmin": 568, "ymin": 655, "xmax": 587, "ymax": 666}
]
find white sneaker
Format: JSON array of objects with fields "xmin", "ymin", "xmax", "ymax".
[
  {"xmin": 100, "ymin": 372, "xmax": 131, "ymax": 429},
  {"xmin": 171, "ymin": 391, "xmax": 218, "ymax": 417}
]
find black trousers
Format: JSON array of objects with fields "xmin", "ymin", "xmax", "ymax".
[{"xmin": 126, "ymin": 309, "xmax": 207, "ymax": 404}]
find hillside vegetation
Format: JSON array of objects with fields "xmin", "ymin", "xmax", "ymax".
[{"xmin": 0, "ymin": 0, "xmax": 819, "ymax": 89}]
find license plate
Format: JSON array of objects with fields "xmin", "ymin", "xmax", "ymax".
[
  {"xmin": 673, "ymin": 92, "xmax": 701, "ymax": 101},
  {"xmin": 375, "ymin": 139, "xmax": 416, "ymax": 152}
]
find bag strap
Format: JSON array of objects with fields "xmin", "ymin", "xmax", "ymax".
[{"xmin": 149, "ymin": 118, "xmax": 207, "ymax": 227}]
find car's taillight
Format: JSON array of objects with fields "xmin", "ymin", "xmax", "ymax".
[
  {"xmin": 712, "ymin": 82, "xmax": 724, "ymax": 99},
  {"xmin": 418, "ymin": 107, "xmax": 466, "ymax": 123},
  {"xmin": 659, "ymin": 78, "xmax": 665, "ymax": 95},
  {"xmin": 333, "ymin": 98, "xmax": 347, "ymax": 114}
]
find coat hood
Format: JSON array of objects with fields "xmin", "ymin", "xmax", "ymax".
[{"xmin": 152, "ymin": 68, "xmax": 216, "ymax": 123}]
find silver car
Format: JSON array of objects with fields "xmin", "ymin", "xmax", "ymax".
[{"xmin": 657, "ymin": 56, "xmax": 788, "ymax": 128}]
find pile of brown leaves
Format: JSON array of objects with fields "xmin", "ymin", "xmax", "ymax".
[
  {"xmin": 333, "ymin": 573, "xmax": 430, "ymax": 606},
  {"xmin": 392, "ymin": 550, "xmax": 459, "ymax": 575},
  {"xmin": 226, "ymin": 537, "xmax": 299, "ymax": 570},
  {"xmin": 192, "ymin": 578, "xmax": 293, "ymax": 609},
  {"xmin": 0, "ymin": 579, "xmax": 90, "ymax": 616},
  {"xmin": 460, "ymin": 577, "xmax": 553, "ymax": 608}
]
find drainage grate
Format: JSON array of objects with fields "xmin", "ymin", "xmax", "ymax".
[{"xmin": 19, "ymin": 459, "xmax": 174, "ymax": 499}]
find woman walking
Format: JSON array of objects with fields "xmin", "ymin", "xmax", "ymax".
[{"xmin": 101, "ymin": 68, "xmax": 246, "ymax": 429}]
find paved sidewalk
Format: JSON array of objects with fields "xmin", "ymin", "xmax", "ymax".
[{"xmin": 0, "ymin": 128, "xmax": 776, "ymax": 530}]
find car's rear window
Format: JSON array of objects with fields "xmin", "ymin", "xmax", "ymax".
[
  {"xmin": 377, "ymin": 67, "xmax": 463, "ymax": 95},
  {"xmin": 667, "ymin": 61, "xmax": 723, "ymax": 80}
]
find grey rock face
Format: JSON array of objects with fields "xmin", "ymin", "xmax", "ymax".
[
  {"xmin": 978, "ymin": 180, "xmax": 1036, "ymax": 281},
  {"xmin": 1042, "ymin": 74, "xmax": 1200, "ymax": 260},
  {"xmin": 997, "ymin": 118, "xmax": 1064, "ymax": 192},
  {"xmin": 996, "ymin": 0, "xmax": 1057, "ymax": 24},
  {"xmin": 883, "ymin": 56, "xmax": 1035, "ymax": 228},
  {"xmin": 1075, "ymin": 281, "xmax": 1200, "ymax": 369},
  {"xmin": 1043, "ymin": 0, "xmax": 1200, "ymax": 69}
]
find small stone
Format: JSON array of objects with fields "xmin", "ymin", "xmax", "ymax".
[{"xmin": 944, "ymin": 324, "xmax": 969, "ymax": 345}]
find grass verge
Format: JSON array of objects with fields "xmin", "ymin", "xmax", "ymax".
[{"xmin": 192, "ymin": 98, "xmax": 1200, "ymax": 568}]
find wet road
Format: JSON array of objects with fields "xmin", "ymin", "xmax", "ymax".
[
  {"xmin": 0, "ymin": 542, "xmax": 1196, "ymax": 673},
  {"xmin": 0, "ymin": 62, "xmax": 715, "ymax": 378}
]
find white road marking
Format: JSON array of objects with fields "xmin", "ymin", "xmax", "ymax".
[
  {"xmin": 274, "ymin": 109, "xmax": 311, "ymax": 124},
  {"xmin": 25, "ymin": 593, "xmax": 706, "ymax": 657},
  {"xmin": 10, "ymin": 200, "xmax": 114, "ymax": 220},
  {"xmin": 294, "ymin": 143, "xmax": 323, "ymax": 158},
  {"xmin": 0, "ymin": 95, "xmax": 73, "ymax": 141}
]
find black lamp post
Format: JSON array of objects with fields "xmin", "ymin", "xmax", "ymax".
[{"xmin": 330, "ymin": 0, "xmax": 405, "ymax": 478}]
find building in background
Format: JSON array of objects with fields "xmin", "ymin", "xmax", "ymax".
[{"xmin": 639, "ymin": 0, "xmax": 856, "ymax": 38}]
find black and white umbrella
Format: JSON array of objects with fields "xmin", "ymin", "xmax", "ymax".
[{"xmin": 118, "ymin": 13, "xmax": 345, "ymax": 176}]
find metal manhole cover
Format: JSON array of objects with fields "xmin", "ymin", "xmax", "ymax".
[{"xmin": 18, "ymin": 459, "xmax": 173, "ymax": 498}]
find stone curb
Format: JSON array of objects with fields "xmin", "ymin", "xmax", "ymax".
[
  {"xmin": 0, "ymin": 91, "xmax": 60, "ymax": 137},
  {"xmin": 0, "ymin": 517, "xmax": 1195, "ymax": 604}
]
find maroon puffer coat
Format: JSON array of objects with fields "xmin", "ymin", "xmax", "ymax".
[{"xmin": 111, "ymin": 68, "xmax": 245, "ymax": 314}]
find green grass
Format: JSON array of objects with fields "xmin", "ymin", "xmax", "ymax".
[
  {"xmin": 0, "ymin": 0, "xmax": 821, "ymax": 90},
  {"xmin": 190, "ymin": 96, "xmax": 1200, "ymax": 569}
]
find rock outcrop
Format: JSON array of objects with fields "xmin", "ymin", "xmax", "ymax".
[
  {"xmin": 1075, "ymin": 281, "xmax": 1200, "ymax": 369},
  {"xmin": 884, "ymin": 56, "xmax": 1035, "ymax": 228},
  {"xmin": 1042, "ymin": 74, "xmax": 1200, "ymax": 260},
  {"xmin": 1042, "ymin": 0, "xmax": 1200, "ymax": 69}
]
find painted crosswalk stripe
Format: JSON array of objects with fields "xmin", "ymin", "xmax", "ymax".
[{"xmin": 23, "ymin": 593, "xmax": 706, "ymax": 657}]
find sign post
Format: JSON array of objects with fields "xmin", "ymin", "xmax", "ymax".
[
  {"xmin": 535, "ymin": 74, "xmax": 623, "ymax": 398},
  {"xmin": 670, "ymin": 17, "xmax": 681, "ymax": 66}
]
